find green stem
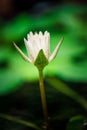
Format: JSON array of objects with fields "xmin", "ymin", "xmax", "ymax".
[{"xmin": 39, "ymin": 70, "xmax": 49, "ymax": 130}]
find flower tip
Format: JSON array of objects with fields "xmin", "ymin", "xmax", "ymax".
[
  {"xmin": 57, "ymin": 36, "xmax": 64, "ymax": 48},
  {"xmin": 24, "ymin": 38, "xmax": 27, "ymax": 43},
  {"xmin": 61, "ymin": 36, "xmax": 64, "ymax": 42},
  {"xmin": 44, "ymin": 31, "xmax": 50, "ymax": 37},
  {"xmin": 30, "ymin": 31, "xmax": 33, "ymax": 36},
  {"xmin": 13, "ymin": 42, "xmax": 18, "ymax": 49},
  {"xmin": 39, "ymin": 31, "xmax": 43, "ymax": 35},
  {"xmin": 44, "ymin": 30, "xmax": 48, "ymax": 34}
]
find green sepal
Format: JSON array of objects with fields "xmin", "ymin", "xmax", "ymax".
[{"xmin": 34, "ymin": 49, "xmax": 49, "ymax": 71}]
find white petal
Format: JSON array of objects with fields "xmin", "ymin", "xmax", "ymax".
[
  {"xmin": 24, "ymin": 38, "xmax": 30, "ymax": 55},
  {"xmin": 39, "ymin": 31, "xmax": 50, "ymax": 59},
  {"xmin": 26, "ymin": 37, "xmax": 41, "ymax": 61},
  {"xmin": 24, "ymin": 38, "xmax": 35, "ymax": 62},
  {"xmin": 27, "ymin": 34, "xmax": 29, "ymax": 39},
  {"xmin": 34, "ymin": 32, "xmax": 38, "ymax": 39},
  {"xmin": 44, "ymin": 32, "xmax": 50, "ymax": 58},
  {"xmin": 30, "ymin": 39, "xmax": 40, "ymax": 60},
  {"xmin": 49, "ymin": 37, "xmax": 64, "ymax": 62},
  {"xmin": 39, "ymin": 31, "xmax": 43, "ymax": 37},
  {"xmin": 13, "ymin": 42, "xmax": 32, "ymax": 63}
]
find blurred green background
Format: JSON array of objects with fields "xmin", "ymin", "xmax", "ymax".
[{"xmin": 0, "ymin": 0, "xmax": 87, "ymax": 130}]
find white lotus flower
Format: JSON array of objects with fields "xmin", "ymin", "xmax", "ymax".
[{"xmin": 14, "ymin": 31, "xmax": 63, "ymax": 70}]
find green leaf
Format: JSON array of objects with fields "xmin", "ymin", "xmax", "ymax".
[{"xmin": 66, "ymin": 115, "xmax": 85, "ymax": 130}]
